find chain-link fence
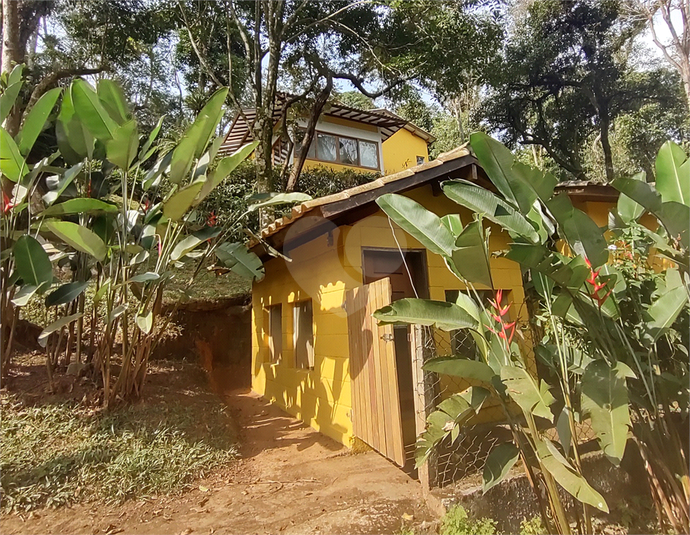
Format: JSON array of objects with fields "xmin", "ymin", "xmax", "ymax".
[{"xmin": 410, "ymin": 324, "xmax": 596, "ymax": 490}]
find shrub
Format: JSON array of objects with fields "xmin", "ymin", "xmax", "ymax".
[{"xmin": 441, "ymin": 505, "xmax": 497, "ymax": 535}]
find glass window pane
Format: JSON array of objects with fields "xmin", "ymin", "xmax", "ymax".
[
  {"xmin": 339, "ymin": 137, "xmax": 358, "ymax": 165},
  {"xmin": 316, "ymin": 133, "xmax": 336, "ymax": 161},
  {"xmin": 359, "ymin": 140, "xmax": 378, "ymax": 168}
]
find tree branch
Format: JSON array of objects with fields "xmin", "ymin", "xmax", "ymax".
[
  {"xmin": 331, "ymin": 71, "xmax": 405, "ymax": 98},
  {"xmin": 25, "ymin": 67, "xmax": 104, "ymax": 116}
]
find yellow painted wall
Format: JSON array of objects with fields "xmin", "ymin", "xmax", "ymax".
[
  {"xmin": 250, "ymin": 182, "xmax": 547, "ymax": 446},
  {"xmin": 381, "ymin": 128, "xmax": 430, "ymax": 175}
]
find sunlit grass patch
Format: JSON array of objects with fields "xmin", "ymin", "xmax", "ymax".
[{"xmin": 1, "ymin": 388, "xmax": 237, "ymax": 512}]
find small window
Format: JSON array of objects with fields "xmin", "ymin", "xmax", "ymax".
[
  {"xmin": 316, "ymin": 133, "xmax": 337, "ymax": 161},
  {"xmin": 339, "ymin": 136, "xmax": 358, "ymax": 165},
  {"xmin": 268, "ymin": 304, "xmax": 282, "ymax": 363},
  {"xmin": 416, "ymin": 156, "xmax": 425, "ymax": 165},
  {"xmin": 359, "ymin": 140, "xmax": 378, "ymax": 168},
  {"xmin": 294, "ymin": 300, "xmax": 314, "ymax": 369}
]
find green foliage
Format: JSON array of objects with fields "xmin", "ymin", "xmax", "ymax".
[
  {"xmin": 440, "ymin": 506, "xmax": 497, "ymax": 535},
  {"xmin": 519, "ymin": 516, "xmax": 545, "ymax": 535},
  {"xmin": 482, "ymin": 0, "xmax": 688, "ymax": 181}
]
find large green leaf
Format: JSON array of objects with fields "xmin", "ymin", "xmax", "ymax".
[
  {"xmin": 546, "ymin": 194, "xmax": 608, "ymax": 267},
  {"xmin": 656, "ymin": 201, "xmax": 690, "ymax": 249},
  {"xmin": 511, "ymin": 162, "xmax": 558, "ymax": 202},
  {"xmin": 247, "ymin": 191, "xmax": 313, "ymax": 212},
  {"xmin": 0, "ymin": 80, "xmax": 22, "ymax": 123},
  {"xmin": 373, "ymin": 298, "xmax": 478, "ymax": 331},
  {"xmin": 507, "ymin": 243, "xmax": 590, "ymax": 290},
  {"xmin": 423, "ymin": 356, "xmax": 496, "ymax": 383},
  {"xmin": 17, "ymin": 87, "xmax": 62, "ymax": 156},
  {"xmin": 12, "ymin": 284, "xmax": 41, "ymax": 307},
  {"xmin": 483, "ymin": 442, "xmax": 519, "ymax": 493},
  {"xmin": 43, "ymin": 220, "xmax": 107, "ymax": 261},
  {"xmin": 13, "ymin": 235, "xmax": 53, "ymax": 287},
  {"xmin": 215, "ymin": 242, "xmax": 264, "ymax": 281},
  {"xmin": 443, "ymin": 180, "xmax": 540, "ymax": 242},
  {"xmin": 45, "ymin": 281, "xmax": 89, "ymax": 307},
  {"xmin": 500, "ymin": 366, "xmax": 555, "ymax": 421},
  {"xmin": 451, "ymin": 220, "xmax": 493, "ymax": 287},
  {"xmin": 581, "ymin": 360, "xmax": 633, "ymax": 466},
  {"xmin": 441, "ymin": 214, "xmax": 463, "ymax": 235},
  {"xmin": 470, "ymin": 132, "xmax": 536, "ymax": 212},
  {"xmin": 97, "ymin": 79, "xmax": 131, "ymax": 125},
  {"xmin": 655, "ymin": 141, "xmax": 689, "ymax": 206},
  {"xmin": 42, "ymin": 162, "xmax": 84, "ymax": 206},
  {"xmin": 611, "ymin": 177, "xmax": 662, "ymax": 213},
  {"xmin": 415, "ymin": 386, "xmax": 490, "ymax": 467},
  {"xmin": 170, "ymin": 227, "xmax": 220, "ymax": 261},
  {"xmin": 376, "ymin": 193, "xmax": 456, "ymax": 256},
  {"xmin": 40, "ymin": 198, "xmax": 118, "ymax": 217},
  {"xmin": 169, "ymin": 87, "xmax": 229, "ymax": 184},
  {"xmin": 38, "ymin": 313, "xmax": 82, "ymax": 348},
  {"xmin": 163, "ymin": 181, "xmax": 204, "ymax": 221},
  {"xmin": 535, "ymin": 437, "xmax": 609, "ymax": 513},
  {"xmin": 106, "ymin": 120, "xmax": 138, "ymax": 170},
  {"xmin": 0, "ymin": 127, "xmax": 27, "ymax": 182},
  {"xmin": 71, "ymin": 79, "xmax": 118, "ymax": 140},
  {"xmin": 616, "ymin": 172, "xmax": 646, "ymax": 224},
  {"xmin": 143, "ymin": 150, "xmax": 172, "ymax": 191},
  {"xmin": 646, "ymin": 268, "xmax": 689, "ymax": 342},
  {"xmin": 56, "ymin": 90, "xmax": 94, "ymax": 164}
]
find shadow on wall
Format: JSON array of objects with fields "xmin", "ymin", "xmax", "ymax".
[{"xmin": 153, "ymin": 298, "xmax": 252, "ymax": 391}]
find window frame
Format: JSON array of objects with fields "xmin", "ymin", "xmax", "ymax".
[
  {"xmin": 293, "ymin": 299, "xmax": 315, "ymax": 370},
  {"xmin": 296, "ymin": 129, "xmax": 380, "ymax": 170},
  {"xmin": 267, "ymin": 304, "xmax": 282, "ymax": 364}
]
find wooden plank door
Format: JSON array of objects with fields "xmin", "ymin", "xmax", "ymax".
[{"xmin": 346, "ymin": 277, "xmax": 405, "ymax": 466}]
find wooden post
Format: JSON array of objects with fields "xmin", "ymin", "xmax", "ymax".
[{"xmin": 410, "ymin": 324, "xmax": 438, "ymax": 492}]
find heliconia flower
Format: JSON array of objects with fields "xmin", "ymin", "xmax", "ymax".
[
  {"xmin": 2, "ymin": 191, "xmax": 15, "ymax": 215},
  {"xmin": 207, "ymin": 211, "xmax": 217, "ymax": 227},
  {"xmin": 142, "ymin": 198, "xmax": 151, "ymax": 213},
  {"xmin": 157, "ymin": 237, "xmax": 162, "ymax": 257}
]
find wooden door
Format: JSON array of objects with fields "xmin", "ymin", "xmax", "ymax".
[{"xmin": 346, "ymin": 277, "xmax": 405, "ymax": 466}]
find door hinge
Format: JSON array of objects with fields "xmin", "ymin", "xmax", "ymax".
[{"xmin": 381, "ymin": 333, "xmax": 394, "ymax": 342}]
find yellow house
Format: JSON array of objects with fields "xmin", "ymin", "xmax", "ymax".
[
  {"xmin": 247, "ymin": 147, "xmax": 619, "ymax": 469},
  {"xmin": 219, "ymin": 100, "xmax": 434, "ymax": 175}
]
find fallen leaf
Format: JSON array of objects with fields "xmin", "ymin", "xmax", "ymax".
[{"xmin": 198, "ymin": 485, "xmax": 209, "ymax": 492}]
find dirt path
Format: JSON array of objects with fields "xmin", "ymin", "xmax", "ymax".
[{"xmin": 1, "ymin": 390, "xmax": 433, "ymax": 535}]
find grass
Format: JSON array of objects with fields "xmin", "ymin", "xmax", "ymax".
[{"xmin": 0, "ymin": 366, "xmax": 238, "ymax": 512}]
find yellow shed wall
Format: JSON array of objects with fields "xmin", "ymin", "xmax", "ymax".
[
  {"xmin": 381, "ymin": 129, "xmax": 430, "ymax": 175},
  {"xmin": 251, "ymin": 182, "xmax": 537, "ymax": 446}
]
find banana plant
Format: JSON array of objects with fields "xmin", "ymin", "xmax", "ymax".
[
  {"xmin": 1, "ymin": 64, "xmax": 63, "ymax": 376},
  {"xmin": 373, "ymin": 133, "xmax": 689, "ymax": 534},
  {"xmin": 1, "ymin": 75, "xmax": 310, "ymax": 403},
  {"xmin": 374, "ymin": 190, "xmax": 606, "ymax": 534}
]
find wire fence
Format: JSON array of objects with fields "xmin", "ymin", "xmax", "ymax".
[{"xmin": 412, "ymin": 324, "xmax": 597, "ymax": 489}]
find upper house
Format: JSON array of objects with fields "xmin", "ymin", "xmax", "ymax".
[{"xmin": 218, "ymin": 96, "xmax": 435, "ymax": 176}]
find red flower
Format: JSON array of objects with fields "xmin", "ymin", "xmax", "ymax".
[
  {"xmin": 489, "ymin": 289, "xmax": 516, "ymax": 350},
  {"xmin": 207, "ymin": 211, "xmax": 217, "ymax": 227},
  {"xmin": 2, "ymin": 191, "xmax": 15, "ymax": 215},
  {"xmin": 584, "ymin": 256, "xmax": 611, "ymax": 309},
  {"xmin": 142, "ymin": 198, "xmax": 151, "ymax": 213}
]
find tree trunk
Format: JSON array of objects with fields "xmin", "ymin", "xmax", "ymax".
[
  {"xmin": 286, "ymin": 76, "xmax": 333, "ymax": 192},
  {"xmin": 1, "ymin": 0, "xmax": 22, "ymax": 135},
  {"xmin": 599, "ymin": 108, "xmax": 614, "ymax": 182},
  {"xmin": 1, "ymin": 0, "xmax": 21, "ymax": 74}
]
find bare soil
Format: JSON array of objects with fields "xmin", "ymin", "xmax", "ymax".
[{"xmin": 1, "ymin": 364, "xmax": 432, "ymax": 535}]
